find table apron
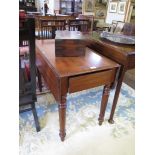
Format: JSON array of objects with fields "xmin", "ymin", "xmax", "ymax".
[
  {"xmin": 36, "ymin": 49, "xmax": 60, "ymax": 101},
  {"xmin": 68, "ymin": 69, "xmax": 117, "ymax": 93}
]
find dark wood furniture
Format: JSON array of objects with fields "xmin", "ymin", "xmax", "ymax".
[
  {"xmin": 36, "ymin": 15, "xmax": 75, "ymax": 20},
  {"xmin": 19, "ymin": 0, "xmax": 37, "ymax": 12},
  {"xmin": 36, "ymin": 31, "xmax": 120, "ymax": 141},
  {"xmin": 36, "ymin": 30, "xmax": 134, "ymax": 134},
  {"xmin": 87, "ymin": 31, "xmax": 135, "ymax": 124},
  {"xmin": 78, "ymin": 14, "xmax": 94, "ymax": 32},
  {"xmin": 122, "ymin": 23, "xmax": 135, "ymax": 36},
  {"xmin": 55, "ymin": 31, "xmax": 87, "ymax": 57},
  {"xmin": 38, "ymin": 19, "xmax": 66, "ymax": 39},
  {"xmin": 19, "ymin": 18, "xmax": 40, "ymax": 132},
  {"xmin": 68, "ymin": 19, "xmax": 90, "ymax": 32},
  {"xmin": 35, "ymin": 15, "xmax": 75, "ymax": 33}
]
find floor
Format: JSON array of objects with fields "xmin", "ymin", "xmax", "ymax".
[
  {"xmin": 20, "ymin": 83, "xmax": 135, "ymax": 155},
  {"xmin": 123, "ymin": 69, "xmax": 135, "ymax": 89}
]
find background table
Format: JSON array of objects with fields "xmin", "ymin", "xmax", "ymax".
[{"xmin": 88, "ymin": 31, "xmax": 135, "ymax": 123}]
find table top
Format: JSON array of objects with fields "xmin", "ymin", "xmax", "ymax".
[
  {"xmin": 55, "ymin": 30, "xmax": 135, "ymax": 55},
  {"xmin": 36, "ymin": 39, "xmax": 119, "ymax": 78},
  {"xmin": 89, "ymin": 31, "xmax": 135, "ymax": 69},
  {"xmin": 55, "ymin": 31, "xmax": 87, "ymax": 40},
  {"xmin": 91, "ymin": 32, "xmax": 135, "ymax": 54},
  {"xmin": 100, "ymin": 32, "xmax": 135, "ymax": 45}
]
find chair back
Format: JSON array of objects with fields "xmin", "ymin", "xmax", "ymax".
[
  {"xmin": 39, "ymin": 19, "xmax": 66, "ymax": 39},
  {"xmin": 68, "ymin": 19, "xmax": 89, "ymax": 32},
  {"xmin": 122, "ymin": 23, "xmax": 135, "ymax": 36},
  {"xmin": 113, "ymin": 21, "xmax": 125, "ymax": 34},
  {"xmin": 19, "ymin": 18, "xmax": 36, "ymax": 99},
  {"xmin": 78, "ymin": 14, "xmax": 94, "ymax": 31}
]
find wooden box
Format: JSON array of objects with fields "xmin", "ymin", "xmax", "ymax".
[{"xmin": 55, "ymin": 31, "xmax": 88, "ymax": 57}]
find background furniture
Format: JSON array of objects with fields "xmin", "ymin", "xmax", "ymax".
[
  {"xmin": 19, "ymin": 0, "xmax": 37, "ymax": 12},
  {"xmin": 19, "ymin": 18, "xmax": 40, "ymax": 132},
  {"xmin": 38, "ymin": 19, "xmax": 66, "ymax": 39},
  {"xmin": 87, "ymin": 31, "xmax": 135, "ymax": 124},
  {"xmin": 35, "ymin": 15, "xmax": 75, "ymax": 32},
  {"xmin": 68, "ymin": 19, "xmax": 89, "ymax": 32},
  {"xmin": 122, "ymin": 23, "xmax": 135, "ymax": 36},
  {"xmin": 78, "ymin": 14, "xmax": 94, "ymax": 32}
]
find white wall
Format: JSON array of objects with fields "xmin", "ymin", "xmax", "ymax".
[
  {"xmin": 35, "ymin": 0, "xmax": 39, "ymax": 11},
  {"xmin": 106, "ymin": 0, "xmax": 127, "ymax": 24},
  {"xmin": 48, "ymin": 0, "xmax": 54, "ymax": 14},
  {"xmin": 35, "ymin": 0, "xmax": 59, "ymax": 14},
  {"xmin": 35, "ymin": 0, "xmax": 44, "ymax": 13}
]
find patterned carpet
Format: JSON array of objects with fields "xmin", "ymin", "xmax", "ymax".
[{"xmin": 19, "ymin": 83, "xmax": 135, "ymax": 155}]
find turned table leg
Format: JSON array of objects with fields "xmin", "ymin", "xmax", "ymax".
[
  {"xmin": 58, "ymin": 77, "xmax": 68, "ymax": 141},
  {"xmin": 98, "ymin": 84, "xmax": 110, "ymax": 125},
  {"xmin": 108, "ymin": 67, "xmax": 126, "ymax": 124},
  {"xmin": 58, "ymin": 95, "xmax": 67, "ymax": 141}
]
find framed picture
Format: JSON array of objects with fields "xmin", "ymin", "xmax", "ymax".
[
  {"xmin": 95, "ymin": 8, "xmax": 105, "ymax": 18},
  {"xmin": 109, "ymin": 2, "xmax": 118, "ymax": 13},
  {"xmin": 85, "ymin": 0, "xmax": 94, "ymax": 12},
  {"xmin": 95, "ymin": 0, "xmax": 107, "ymax": 7},
  {"xmin": 118, "ymin": 2, "xmax": 126, "ymax": 14}
]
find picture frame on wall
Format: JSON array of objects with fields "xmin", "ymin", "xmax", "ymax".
[
  {"xmin": 85, "ymin": 0, "xmax": 94, "ymax": 12},
  {"xmin": 95, "ymin": 8, "xmax": 105, "ymax": 18},
  {"xmin": 109, "ymin": 2, "xmax": 118, "ymax": 13},
  {"xmin": 95, "ymin": 0, "xmax": 107, "ymax": 7},
  {"xmin": 118, "ymin": 2, "xmax": 126, "ymax": 14}
]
